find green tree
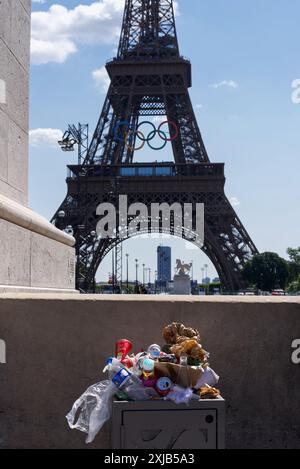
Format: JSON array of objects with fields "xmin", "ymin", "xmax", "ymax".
[
  {"xmin": 287, "ymin": 247, "xmax": 300, "ymax": 282},
  {"xmin": 287, "ymin": 274, "xmax": 300, "ymax": 294},
  {"xmin": 242, "ymin": 252, "xmax": 289, "ymax": 292}
]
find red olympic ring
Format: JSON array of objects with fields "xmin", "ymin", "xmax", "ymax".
[{"xmin": 157, "ymin": 120, "xmax": 179, "ymax": 142}]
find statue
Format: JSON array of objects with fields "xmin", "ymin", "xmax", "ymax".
[{"xmin": 175, "ymin": 260, "xmax": 192, "ymax": 277}]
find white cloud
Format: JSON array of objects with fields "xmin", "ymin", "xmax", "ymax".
[
  {"xmin": 229, "ymin": 197, "xmax": 240, "ymax": 207},
  {"xmin": 92, "ymin": 66, "xmax": 110, "ymax": 92},
  {"xmin": 29, "ymin": 128, "xmax": 63, "ymax": 147},
  {"xmin": 210, "ymin": 80, "xmax": 239, "ymax": 89},
  {"xmin": 291, "ymin": 79, "xmax": 300, "ymax": 104},
  {"xmin": 31, "ymin": 0, "xmax": 125, "ymax": 65},
  {"xmin": 196, "ymin": 104, "xmax": 203, "ymax": 109},
  {"xmin": 31, "ymin": 38, "xmax": 77, "ymax": 65},
  {"xmin": 31, "ymin": 0, "xmax": 180, "ymax": 65}
]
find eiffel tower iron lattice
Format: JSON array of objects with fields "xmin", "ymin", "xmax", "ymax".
[{"xmin": 52, "ymin": 0, "xmax": 258, "ymax": 293}]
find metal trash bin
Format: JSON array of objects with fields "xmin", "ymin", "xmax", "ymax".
[{"xmin": 112, "ymin": 398, "xmax": 225, "ymax": 449}]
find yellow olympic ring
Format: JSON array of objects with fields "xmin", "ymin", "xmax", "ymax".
[{"xmin": 124, "ymin": 130, "xmax": 145, "ymax": 152}]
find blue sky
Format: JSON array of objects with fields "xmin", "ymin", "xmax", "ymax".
[{"xmin": 29, "ymin": 0, "xmax": 300, "ymax": 282}]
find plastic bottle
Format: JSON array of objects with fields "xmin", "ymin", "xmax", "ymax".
[
  {"xmin": 177, "ymin": 354, "xmax": 190, "ymax": 388},
  {"xmin": 111, "ymin": 360, "xmax": 158, "ymax": 400},
  {"xmin": 102, "ymin": 357, "xmax": 114, "ymax": 379}
]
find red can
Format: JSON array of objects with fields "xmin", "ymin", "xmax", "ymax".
[{"xmin": 116, "ymin": 339, "xmax": 133, "ymax": 360}]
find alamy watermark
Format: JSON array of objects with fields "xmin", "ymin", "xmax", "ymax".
[
  {"xmin": 291, "ymin": 339, "xmax": 300, "ymax": 365},
  {"xmin": 0, "ymin": 339, "xmax": 6, "ymax": 364},
  {"xmin": 96, "ymin": 195, "xmax": 204, "ymax": 247},
  {"xmin": 291, "ymin": 79, "xmax": 300, "ymax": 104}
]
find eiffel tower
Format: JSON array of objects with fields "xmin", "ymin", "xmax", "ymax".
[{"xmin": 53, "ymin": 0, "xmax": 258, "ymax": 293}]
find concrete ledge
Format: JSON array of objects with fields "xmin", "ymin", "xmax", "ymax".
[
  {"xmin": 0, "ymin": 286, "xmax": 78, "ymax": 294},
  {"xmin": 0, "ymin": 293, "xmax": 298, "ymax": 303},
  {"xmin": 0, "ymin": 218, "xmax": 76, "ymax": 291},
  {"xmin": 0, "ymin": 295, "xmax": 299, "ymax": 449},
  {"xmin": 0, "ymin": 193, "xmax": 75, "ymax": 247}
]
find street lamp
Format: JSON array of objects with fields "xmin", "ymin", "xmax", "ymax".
[
  {"xmin": 112, "ymin": 249, "xmax": 115, "ymax": 294},
  {"xmin": 90, "ymin": 230, "xmax": 97, "ymax": 293},
  {"xmin": 55, "ymin": 210, "xmax": 66, "ymax": 230},
  {"xmin": 143, "ymin": 263, "xmax": 146, "ymax": 285},
  {"xmin": 126, "ymin": 253, "xmax": 129, "ymax": 293},
  {"xmin": 159, "ymin": 251, "xmax": 165, "ymax": 293},
  {"xmin": 204, "ymin": 264, "xmax": 208, "ymax": 280},
  {"xmin": 204, "ymin": 264, "xmax": 208, "ymax": 295},
  {"xmin": 135, "ymin": 259, "xmax": 139, "ymax": 287}
]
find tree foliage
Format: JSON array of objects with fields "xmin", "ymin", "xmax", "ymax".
[
  {"xmin": 287, "ymin": 247, "xmax": 300, "ymax": 282},
  {"xmin": 286, "ymin": 247, "xmax": 300, "ymax": 292},
  {"xmin": 242, "ymin": 252, "xmax": 289, "ymax": 291}
]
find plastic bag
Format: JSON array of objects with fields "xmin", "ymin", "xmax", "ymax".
[
  {"xmin": 164, "ymin": 385, "xmax": 194, "ymax": 405},
  {"xmin": 66, "ymin": 380, "xmax": 115, "ymax": 444},
  {"xmin": 194, "ymin": 367, "xmax": 219, "ymax": 389},
  {"xmin": 126, "ymin": 382, "xmax": 159, "ymax": 401}
]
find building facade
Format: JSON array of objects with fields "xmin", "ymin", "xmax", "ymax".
[{"xmin": 157, "ymin": 246, "xmax": 172, "ymax": 286}]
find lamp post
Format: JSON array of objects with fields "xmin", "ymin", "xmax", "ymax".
[
  {"xmin": 143, "ymin": 263, "xmax": 145, "ymax": 285},
  {"xmin": 204, "ymin": 264, "xmax": 208, "ymax": 280},
  {"xmin": 204, "ymin": 264, "xmax": 208, "ymax": 295},
  {"xmin": 135, "ymin": 259, "xmax": 139, "ymax": 287},
  {"xmin": 126, "ymin": 253, "xmax": 129, "ymax": 293},
  {"xmin": 56, "ymin": 210, "xmax": 65, "ymax": 231},
  {"xmin": 90, "ymin": 230, "xmax": 97, "ymax": 293},
  {"xmin": 112, "ymin": 249, "xmax": 115, "ymax": 294},
  {"xmin": 191, "ymin": 260, "xmax": 194, "ymax": 281}
]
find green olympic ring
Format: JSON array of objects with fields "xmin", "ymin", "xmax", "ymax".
[{"xmin": 147, "ymin": 130, "xmax": 168, "ymax": 150}]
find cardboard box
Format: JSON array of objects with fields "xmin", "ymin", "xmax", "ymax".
[{"xmin": 154, "ymin": 362, "xmax": 203, "ymax": 388}]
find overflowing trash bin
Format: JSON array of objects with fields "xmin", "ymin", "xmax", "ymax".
[
  {"xmin": 66, "ymin": 322, "xmax": 225, "ymax": 448},
  {"xmin": 112, "ymin": 399, "xmax": 225, "ymax": 449}
]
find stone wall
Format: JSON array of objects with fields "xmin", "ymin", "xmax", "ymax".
[
  {"xmin": 0, "ymin": 0, "xmax": 76, "ymax": 293},
  {"xmin": 0, "ymin": 0, "xmax": 31, "ymax": 205},
  {"xmin": 0, "ymin": 294, "xmax": 299, "ymax": 449}
]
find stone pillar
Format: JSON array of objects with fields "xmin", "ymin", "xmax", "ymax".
[
  {"xmin": 0, "ymin": 0, "xmax": 76, "ymax": 293},
  {"xmin": 173, "ymin": 274, "xmax": 192, "ymax": 295}
]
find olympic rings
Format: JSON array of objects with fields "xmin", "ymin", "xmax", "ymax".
[{"xmin": 113, "ymin": 119, "xmax": 179, "ymax": 151}]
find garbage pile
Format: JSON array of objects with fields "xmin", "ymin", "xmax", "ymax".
[{"xmin": 66, "ymin": 322, "xmax": 220, "ymax": 444}]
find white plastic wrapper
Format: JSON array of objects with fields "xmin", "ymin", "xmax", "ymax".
[
  {"xmin": 66, "ymin": 380, "xmax": 115, "ymax": 444},
  {"xmin": 164, "ymin": 385, "xmax": 194, "ymax": 405},
  {"xmin": 194, "ymin": 367, "xmax": 219, "ymax": 389}
]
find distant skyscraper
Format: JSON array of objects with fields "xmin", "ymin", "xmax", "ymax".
[
  {"xmin": 157, "ymin": 246, "xmax": 171, "ymax": 285},
  {"xmin": 203, "ymin": 277, "xmax": 211, "ymax": 285},
  {"xmin": 213, "ymin": 277, "xmax": 220, "ymax": 283}
]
